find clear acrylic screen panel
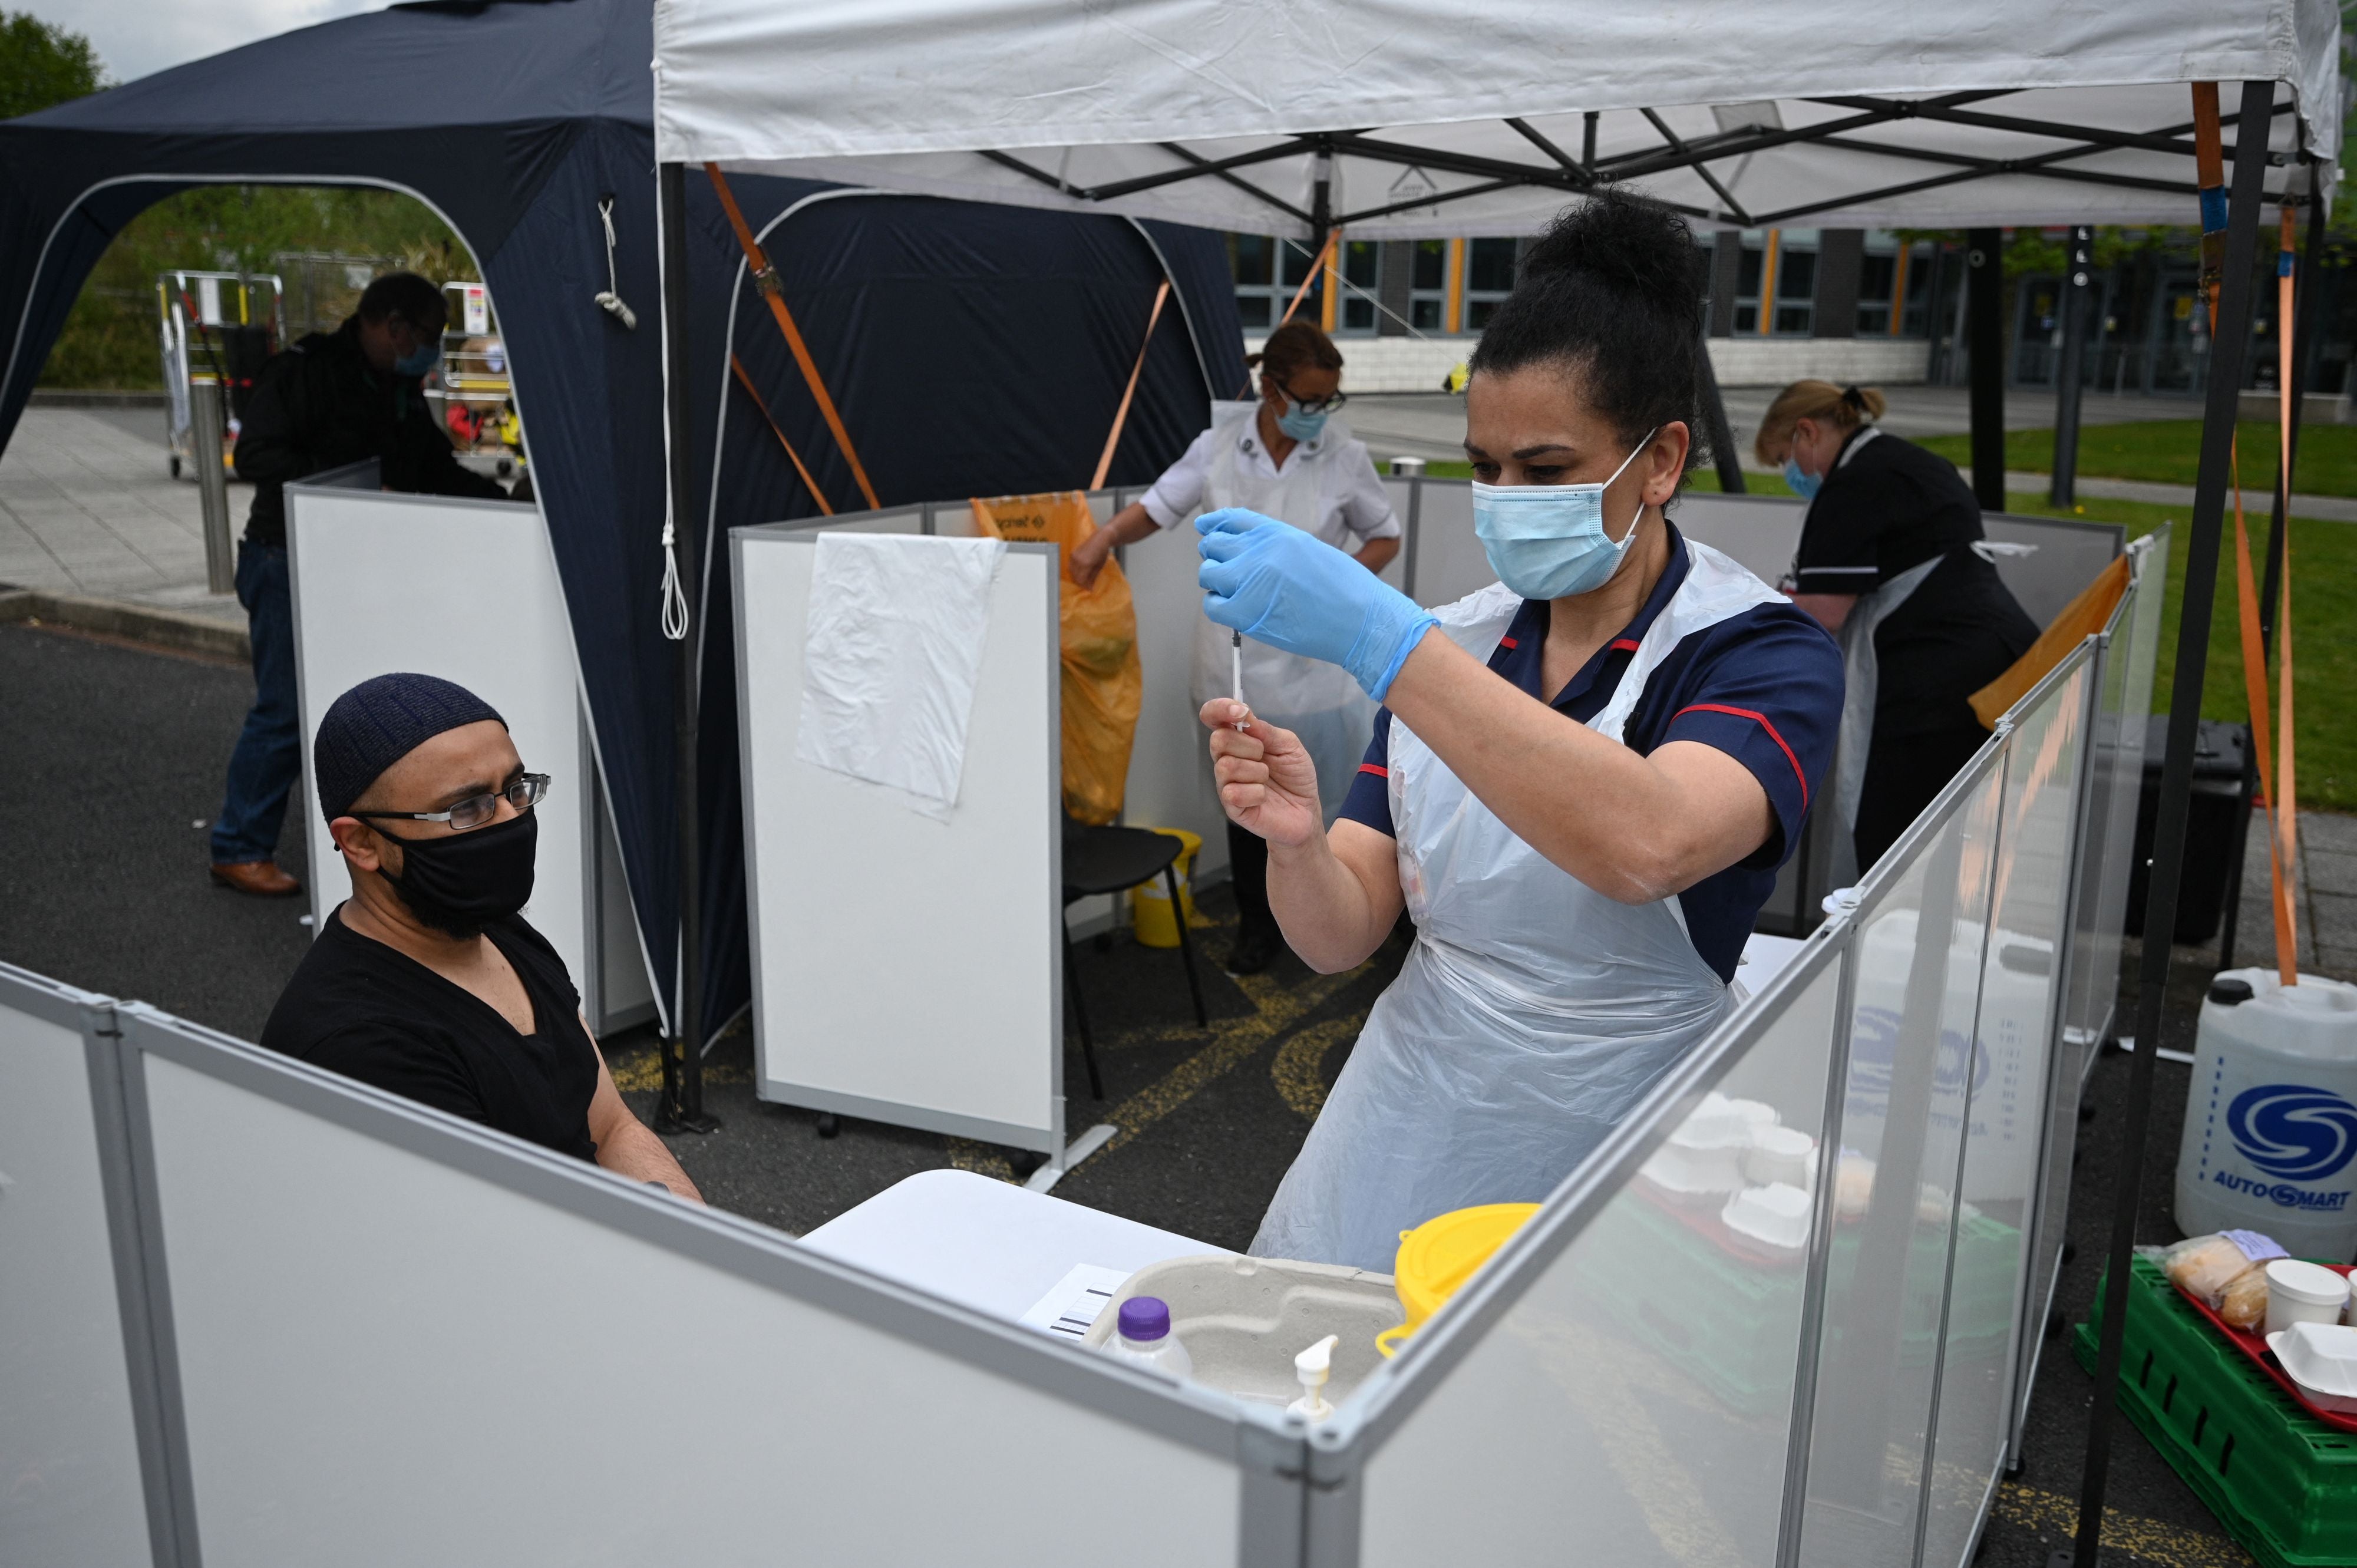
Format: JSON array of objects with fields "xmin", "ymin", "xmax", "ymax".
[
  {"xmin": 1922, "ymin": 660, "xmax": 2094, "ymax": 1568},
  {"xmin": 1359, "ymin": 952, "xmax": 1844, "ymax": 1568},
  {"xmin": 1796, "ymin": 764, "xmax": 2003, "ymax": 1567},
  {"xmin": 2062, "ymin": 556, "xmax": 2146, "ymax": 1055}
]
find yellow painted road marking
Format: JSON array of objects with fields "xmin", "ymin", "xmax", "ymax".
[
  {"xmin": 1097, "ymin": 963, "xmax": 1374, "ymax": 1155},
  {"xmin": 946, "ymin": 1137, "xmax": 1017, "ymax": 1182},
  {"xmin": 1989, "ymin": 1481, "xmax": 2257, "ymax": 1568},
  {"xmin": 1271, "ymin": 1014, "xmax": 1367, "ymax": 1119}
]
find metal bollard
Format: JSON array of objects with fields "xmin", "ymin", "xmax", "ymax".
[
  {"xmin": 189, "ymin": 375, "xmax": 235, "ymax": 595},
  {"xmin": 1388, "ymin": 455, "xmax": 1426, "ymax": 477}
]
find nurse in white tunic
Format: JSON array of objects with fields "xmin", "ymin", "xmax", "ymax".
[
  {"xmin": 1071, "ymin": 321, "xmax": 1400, "ymax": 975},
  {"xmin": 1195, "ymin": 192, "xmax": 1846, "ymax": 1270}
]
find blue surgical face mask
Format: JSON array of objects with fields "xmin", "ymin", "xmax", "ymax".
[
  {"xmin": 1472, "ymin": 430, "xmax": 1658, "ymax": 600},
  {"xmin": 1782, "ymin": 457, "xmax": 1821, "ymax": 501},
  {"xmin": 394, "ymin": 341, "xmax": 441, "ymax": 378},
  {"xmin": 1275, "ymin": 391, "xmax": 1329, "ymax": 443}
]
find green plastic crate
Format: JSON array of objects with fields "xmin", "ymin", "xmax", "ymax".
[{"xmin": 2072, "ymin": 1255, "xmax": 2357, "ymax": 1568}]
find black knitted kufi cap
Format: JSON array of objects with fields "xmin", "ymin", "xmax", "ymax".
[{"xmin": 313, "ymin": 672, "xmax": 505, "ymax": 822}]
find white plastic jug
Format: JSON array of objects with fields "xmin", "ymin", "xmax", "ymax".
[{"xmin": 2176, "ymin": 968, "xmax": 2357, "ymax": 1260}]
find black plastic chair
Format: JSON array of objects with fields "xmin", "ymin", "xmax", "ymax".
[{"xmin": 1061, "ymin": 822, "xmax": 1208, "ymax": 1098}]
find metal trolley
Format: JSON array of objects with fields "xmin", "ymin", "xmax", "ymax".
[
  {"xmin": 156, "ymin": 269, "xmax": 284, "ymax": 480},
  {"xmin": 435, "ymin": 279, "xmax": 524, "ymax": 483}
]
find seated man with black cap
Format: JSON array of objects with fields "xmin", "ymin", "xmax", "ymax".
[{"xmin": 263, "ymin": 672, "xmax": 701, "ymax": 1201}]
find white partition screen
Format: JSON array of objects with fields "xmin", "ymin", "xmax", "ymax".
[
  {"xmin": 734, "ymin": 530, "xmax": 1064, "ymax": 1152},
  {"xmin": 0, "ymin": 967, "xmax": 159, "ymax": 1568},
  {"xmin": 89, "ymin": 1004, "xmax": 1276, "ymax": 1568},
  {"xmin": 286, "ymin": 473, "xmax": 653, "ymax": 1034}
]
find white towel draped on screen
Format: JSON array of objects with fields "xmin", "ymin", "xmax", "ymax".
[{"xmin": 795, "ymin": 532, "xmax": 1007, "ymax": 820}]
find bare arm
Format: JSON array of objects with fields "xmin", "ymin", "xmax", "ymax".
[
  {"xmin": 1069, "ymin": 501, "xmax": 1163, "ymax": 587},
  {"xmin": 1378, "ymin": 633, "xmax": 1775, "ymax": 905},
  {"xmin": 583, "ymin": 1029, "xmax": 704, "ymax": 1202},
  {"xmin": 1354, "ymin": 535, "xmax": 1401, "ymax": 576},
  {"xmin": 1202, "ymin": 700, "xmax": 1403, "ymax": 971},
  {"xmin": 1790, "ymin": 592, "xmax": 1856, "ymax": 633}
]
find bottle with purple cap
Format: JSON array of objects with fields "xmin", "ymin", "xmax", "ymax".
[{"xmin": 1104, "ymin": 1295, "xmax": 1194, "ymax": 1376}]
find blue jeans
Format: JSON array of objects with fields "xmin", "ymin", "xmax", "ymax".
[{"xmin": 210, "ymin": 542, "xmax": 299, "ymax": 864}]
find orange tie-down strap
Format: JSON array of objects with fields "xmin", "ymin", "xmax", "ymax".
[
  {"xmin": 705, "ymin": 163, "xmax": 882, "ymax": 511},
  {"xmin": 730, "ymin": 353, "xmax": 832, "ymax": 517},
  {"xmin": 1968, "ymin": 554, "xmax": 2131, "ymax": 731},
  {"xmin": 1090, "ymin": 281, "xmax": 1170, "ymax": 491}
]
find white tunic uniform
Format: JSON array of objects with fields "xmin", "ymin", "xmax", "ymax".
[{"xmin": 1140, "ymin": 401, "xmax": 1401, "ymax": 817}]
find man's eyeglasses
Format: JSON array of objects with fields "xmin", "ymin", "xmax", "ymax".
[
  {"xmin": 354, "ymin": 773, "xmax": 550, "ymax": 833},
  {"xmin": 1272, "ymin": 375, "xmax": 1348, "ymax": 416}
]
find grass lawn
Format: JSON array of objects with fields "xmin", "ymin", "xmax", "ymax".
[
  {"xmin": 1915, "ymin": 420, "xmax": 2357, "ymax": 499},
  {"xmin": 1990, "ymin": 491, "xmax": 2357, "ymax": 814},
  {"xmin": 1407, "ymin": 460, "xmax": 2356, "ymax": 810}
]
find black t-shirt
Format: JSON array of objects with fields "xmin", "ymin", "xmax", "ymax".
[
  {"xmin": 260, "ymin": 908, "xmax": 600, "ymax": 1161},
  {"xmin": 1792, "ymin": 427, "xmax": 2041, "ymax": 737}
]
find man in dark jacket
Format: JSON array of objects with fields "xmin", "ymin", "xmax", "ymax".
[{"xmin": 209, "ymin": 272, "xmax": 511, "ymax": 896}]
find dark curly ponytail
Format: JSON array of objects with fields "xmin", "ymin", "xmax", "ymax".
[{"xmin": 1467, "ymin": 188, "xmax": 1708, "ymax": 477}]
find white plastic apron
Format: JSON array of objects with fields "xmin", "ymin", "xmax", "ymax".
[
  {"xmin": 1792, "ymin": 426, "xmax": 1945, "ymax": 834},
  {"xmin": 1187, "ymin": 403, "xmax": 1374, "ymax": 821},
  {"xmin": 1251, "ymin": 539, "xmax": 1784, "ymax": 1270}
]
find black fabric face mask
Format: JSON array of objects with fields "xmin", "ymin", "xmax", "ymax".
[{"xmin": 381, "ymin": 811, "xmax": 538, "ymax": 939}]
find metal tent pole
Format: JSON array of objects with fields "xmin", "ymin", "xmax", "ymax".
[
  {"xmin": 656, "ymin": 160, "xmax": 715, "ymax": 1134},
  {"xmin": 2062, "ymin": 78, "xmax": 2273, "ymax": 1568},
  {"xmin": 1694, "ymin": 316, "xmax": 1747, "ymax": 494},
  {"xmin": 1967, "ymin": 227, "xmax": 2006, "ymax": 513},
  {"xmin": 2049, "ymin": 226, "xmax": 2094, "ymax": 507},
  {"xmin": 2221, "ymin": 174, "xmax": 2323, "ymax": 969}
]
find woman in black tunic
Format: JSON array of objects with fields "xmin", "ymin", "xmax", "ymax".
[{"xmin": 1755, "ymin": 381, "xmax": 2039, "ymax": 872}]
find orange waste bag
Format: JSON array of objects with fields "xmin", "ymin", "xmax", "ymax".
[{"xmin": 970, "ymin": 492, "xmax": 1143, "ymax": 824}]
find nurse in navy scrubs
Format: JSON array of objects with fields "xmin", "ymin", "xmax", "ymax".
[{"xmin": 1187, "ymin": 191, "xmax": 1846, "ymax": 1269}]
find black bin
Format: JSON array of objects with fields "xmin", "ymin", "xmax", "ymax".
[{"xmin": 2125, "ymin": 715, "xmax": 2245, "ymax": 945}]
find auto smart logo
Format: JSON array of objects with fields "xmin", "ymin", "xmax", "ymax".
[{"xmin": 2226, "ymin": 1083, "xmax": 2357, "ymax": 1183}]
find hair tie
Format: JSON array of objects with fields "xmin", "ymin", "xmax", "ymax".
[{"xmin": 1839, "ymin": 384, "xmax": 1866, "ymax": 410}]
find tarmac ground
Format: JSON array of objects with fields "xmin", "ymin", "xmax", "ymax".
[{"xmin": 12, "ymin": 613, "xmax": 2350, "ymax": 1565}]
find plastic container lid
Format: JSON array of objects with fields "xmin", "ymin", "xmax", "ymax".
[
  {"xmin": 1722, "ymin": 1182, "xmax": 1813, "ymax": 1249},
  {"xmin": 1673, "ymin": 1092, "xmax": 1751, "ymax": 1149},
  {"xmin": 2266, "ymin": 1259, "xmax": 2353, "ymax": 1309},
  {"xmin": 1117, "ymin": 1295, "xmax": 1171, "ymax": 1342},
  {"xmin": 2270, "ymin": 1321, "xmax": 2357, "ymax": 1397},
  {"xmin": 1392, "ymin": 1203, "xmax": 1541, "ymax": 1326}
]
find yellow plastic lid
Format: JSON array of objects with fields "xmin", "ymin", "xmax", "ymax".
[{"xmin": 1392, "ymin": 1203, "xmax": 1540, "ymax": 1322}]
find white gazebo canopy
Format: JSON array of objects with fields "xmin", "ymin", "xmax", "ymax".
[{"xmin": 652, "ymin": 0, "xmax": 2341, "ymax": 237}]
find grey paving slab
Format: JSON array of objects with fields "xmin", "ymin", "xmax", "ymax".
[{"xmin": 0, "ymin": 407, "xmax": 256, "ymax": 618}]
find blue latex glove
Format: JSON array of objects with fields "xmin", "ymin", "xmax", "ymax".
[{"xmin": 1196, "ymin": 508, "xmax": 1437, "ymax": 701}]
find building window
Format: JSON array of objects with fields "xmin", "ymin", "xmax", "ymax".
[
  {"xmin": 1338, "ymin": 239, "xmax": 1381, "ymax": 334},
  {"xmin": 1732, "ymin": 230, "xmax": 1766, "ymax": 333},
  {"xmin": 1409, "ymin": 240, "xmax": 1448, "ymax": 331},
  {"xmin": 1899, "ymin": 243, "xmax": 1939, "ymax": 339},
  {"xmin": 1229, "ymin": 234, "xmax": 1278, "ymax": 329},
  {"xmin": 1463, "ymin": 237, "xmax": 1518, "ymax": 330},
  {"xmin": 1857, "ymin": 233, "xmax": 1901, "ymax": 335},
  {"xmin": 1772, "ymin": 229, "xmax": 1817, "ymax": 336}
]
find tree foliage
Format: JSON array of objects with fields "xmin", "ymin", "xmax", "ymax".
[
  {"xmin": 0, "ymin": 10, "xmax": 103, "ymax": 120},
  {"xmin": 42, "ymin": 187, "xmax": 478, "ymax": 389}
]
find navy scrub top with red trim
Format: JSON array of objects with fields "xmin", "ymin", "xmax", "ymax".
[{"xmin": 1339, "ymin": 521, "xmax": 1843, "ymax": 985}]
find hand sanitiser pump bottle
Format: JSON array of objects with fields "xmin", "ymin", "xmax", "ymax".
[
  {"xmin": 1104, "ymin": 1296, "xmax": 1193, "ymax": 1377},
  {"xmin": 2176, "ymin": 968, "xmax": 2357, "ymax": 1260}
]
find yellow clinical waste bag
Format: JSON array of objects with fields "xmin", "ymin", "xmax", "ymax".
[{"xmin": 970, "ymin": 492, "xmax": 1143, "ymax": 825}]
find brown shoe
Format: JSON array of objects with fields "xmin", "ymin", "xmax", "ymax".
[{"xmin": 210, "ymin": 859, "xmax": 302, "ymax": 897}]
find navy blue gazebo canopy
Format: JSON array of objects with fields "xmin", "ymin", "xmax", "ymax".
[{"xmin": 0, "ymin": 0, "xmax": 1248, "ymax": 1039}]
